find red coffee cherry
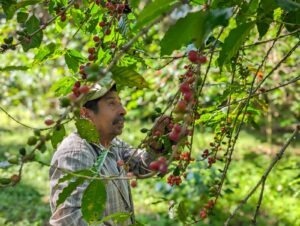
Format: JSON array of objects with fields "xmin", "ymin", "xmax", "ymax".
[{"xmin": 188, "ymin": 50, "xmax": 198, "ymax": 63}]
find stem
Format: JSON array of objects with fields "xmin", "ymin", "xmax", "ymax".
[{"xmin": 224, "ymin": 127, "xmax": 299, "ymax": 225}]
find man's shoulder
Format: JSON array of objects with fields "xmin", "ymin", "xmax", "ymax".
[{"xmin": 52, "ymin": 132, "xmax": 93, "ymax": 159}]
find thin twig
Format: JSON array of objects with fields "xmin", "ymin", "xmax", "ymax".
[
  {"xmin": 252, "ymin": 179, "xmax": 266, "ymax": 225},
  {"xmin": 224, "ymin": 127, "xmax": 299, "ymax": 225}
]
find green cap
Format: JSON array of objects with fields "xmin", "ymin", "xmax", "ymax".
[{"xmin": 80, "ymin": 81, "xmax": 115, "ymax": 106}]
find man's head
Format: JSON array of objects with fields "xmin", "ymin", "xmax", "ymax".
[{"xmin": 80, "ymin": 84, "xmax": 126, "ymax": 143}]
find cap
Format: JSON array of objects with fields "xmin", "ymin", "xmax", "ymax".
[{"xmin": 80, "ymin": 81, "xmax": 116, "ymax": 107}]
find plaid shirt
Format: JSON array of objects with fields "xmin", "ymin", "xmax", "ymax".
[{"xmin": 49, "ymin": 132, "xmax": 151, "ymax": 226}]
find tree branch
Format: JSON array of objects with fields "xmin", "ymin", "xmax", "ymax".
[{"xmin": 224, "ymin": 126, "xmax": 299, "ymax": 226}]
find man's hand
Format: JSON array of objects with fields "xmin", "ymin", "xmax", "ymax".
[{"xmin": 147, "ymin": 115, "xmax": 171, "ymax": 153}]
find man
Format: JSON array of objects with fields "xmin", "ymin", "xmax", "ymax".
[{"xmin": 49, "ymin": 82, "xmax": 160, "ymax": 226}]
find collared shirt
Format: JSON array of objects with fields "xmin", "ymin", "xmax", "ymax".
[{"xmin": 49, "ymin": 132, "xmax": 151, "ymax": 226}]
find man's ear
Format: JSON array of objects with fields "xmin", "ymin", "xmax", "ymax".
[{"xmin": 80, "ymin": 107, "xmax": 93, "ymax": 120}]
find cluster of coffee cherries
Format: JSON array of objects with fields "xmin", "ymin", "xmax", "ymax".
[
  {"xmin": 55, "ymin": 7, "xmax": 67, "ymax": 22},
  {"xmin": 95, "ymin": 0, "xmax": 131, "ymax": 15},
  {"xmin": 148, "ymin": 157, "xmax": 168, "ymax": 175},
  {"xmin": 199, "ymin": 200, "xmax": 215, "ymax": 219},
  {"xmin": 68, "ymin": 81, "xmax": 90, "ymax": 102},
  {"xmin": 1, "ymin": 36, "xmax": 15, "ymax": 52},
  {"xmin": 188, "ymin": 50, "xmax": 207, "ymax": 64}
]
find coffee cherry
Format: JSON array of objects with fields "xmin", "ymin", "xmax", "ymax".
[
  {"xmin": 198, "ymin": 55, "xmax": 207, "ymax": 64},
  {"xmin": 149, "ymin": 161, "xmax": 160, "ymax": 171},
  {"xmin": 27, "ymin": 136, "xmax": 37, "ymax": 146},
  {"xmin": 93, "ymin": 36, "xmax": 100, "ymax": 42},
  {"xmin": 105, "ymin": 29, "xmax": 111, "ymax": 35},
  {"xmin": 173, "ymin": 124, "xmax": 181, "ymax": 134},
  {"xmin": 68, "ymin": 93, "xmax": 78, "ymax": 102},
  {"xmin": 175, "ymin": 100, "xmax": 187, "ymax": 112},
  {"xmin": 88, "ymin": 54, "xmax": 95, "ymax": 61},
  {"xmin": 19, "ymin": 147, "xmax": 26, "ymax": 156},
  {"xmin": 44, "ymin": 118, "xmax": 54, "ymax": 126},
  {"xmin": 183, "ymin": 91, "xmax": 193, "ymax": 102},
  {"xmin": 74, "ymin": 81, "xmax": 81, "ymax": 88},
  {"xmin": 10, "ymin": 174, "xmax": 21, "ymax": 184},
  {"xmin": 168, "ymin": 131, "xmax": 180, "ymax": 142},
  {"xmin": 158, "ymin": 164, "xmax": 168, "ymax": 175},
  {"xmin": 199, "ymin": 209, "xmax": 207, "ymax": 219},
  {"xmin": 179, "ymin": 82, "xmax": 190, "ymax": 93},
  {"xmin": 99, "ymin": 21, "xmax": 106, "ymax": 27},
  {"xmin": 79, "ymin": 85, "xmax": 90, "ymax": 94},
  {"xmin": 130, "ymin": 180, "xmax": 137, "ymax": 188},
  {"xmin": 157, "ymin": 156, "xmax": 167, "ymax": 163},
  {"xmin": 188, "ymin": 50, "xmax": 198, "ymax": 63},
  {"xmin": 88, "ymin": 47, "xmax": 95, "ymax": 54},
  {"xmin": 60, "ymin": 13, "xmax": 67, "ymax": 22}
]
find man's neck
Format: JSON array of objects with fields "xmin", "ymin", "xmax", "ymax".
[{"xmin": 100, "ymin": 135, "xmax": 113, "ymax": 148}]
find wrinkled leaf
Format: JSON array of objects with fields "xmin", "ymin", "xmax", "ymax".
[
  {"xmin": 82, "ymin": 180, "xmax": 107, "ymax": 223},
  {"xmin": 218, "ymin": 22, "xmax": 255, "ymax": 68},
  {"xmin": 160, "ymin": 8, "xmax": 233, "ymax": 55},
  {"xmin": 50, "ymin": 76, "xmax": 76, "ymax": 97},
  {"xmin": 17, "ymin": 12, "xmax": 28, "ymax": 23},
  {"xmin": 65, "ymin": 49, "xmax": 85, "ymax": 73},
  {"xmin": 75, "ymin": 119, "xmax": 100, "ymax": 143},
  {"xmin": 177, "ymin": 201, "xmax": 188, "ymax": 223},
  {"xmin": 94, "ymin": 150, "xmax": 108, "ymax": 171},
  {"xmin": 96, "ymin": 212, "xmax": 131, "ymax": 224},
  {"xmin": 135, "ymin": 0, "xmax": 179, "ymax": 29},
  {"xmin": 21, "ymin": 15, "xmax": 43, "ymax": 51},
  {"xmin": 56, "ymin": 177, "xmax": 86, "ymax": 208},
  {"xmin": 51, "ymin": 125, "xmax": 66, "ymax": 149},
  {"xmin": 111, "ymin": 66, "xmax": 148, "ymax": 89},
  {"xmin": 34, "ymin": 42, "xmax": 57, "ymax": 63},
  {"xmin": 275, "ymin": 0, "xmax": 300, "ymax": 11}
]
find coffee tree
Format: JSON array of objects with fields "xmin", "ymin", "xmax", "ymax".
[{"xmin": 0, "ymin": 0, "xmax": 299, "ymax": 225}]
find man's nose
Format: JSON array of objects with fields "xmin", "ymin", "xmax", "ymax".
[{"xmin": 119, "ymin": 104, "xmax": 127, "ymax": 116}]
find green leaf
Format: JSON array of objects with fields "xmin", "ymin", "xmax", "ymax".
[
  {"xmin": 16, "ymin": 0, "xmax": 42, "ymax": 9},
  {"xmin": 50, "ymin": 76, "xmax": 76, "ymax": 97},
  {"xmin": 0, "ymin": 66, "xmax": 29, "ymax": 71},
  {"xmin": 94, "ymin": 150, "xmax": 108, "ymax": 171},
  {"xmin": 2, "ymin": 2, "xmax": 17, "ymax": 20},
  {"xmin": 135, "ymin": 0, "xmax": 179, "ymax": 29},
  {"xmin": 34, "ymin": 42, "xmax": 57, "ymax": 63},
  {"xmin": 51, "ymin": 125, "xmax": 66, "ymax": 149},
  {"xmin": 283, "ymin": 9, "xmax": 300, "ymax": 32},
  {"xmin": 65, "ymin": 49, "xmax": 85, "ymax": 73},
  {"xmin": 75, "ymin": 119, "xmax": 100, "ymax": 143},
  {"xmin": 82, "ymin": 180, "xmax": 107, "ymax": 223},
  {"xmin": 128, "ymin": 0, "xmax": 139, "ymax": 9},
  {"xmin": 177, "ymin": 201, "xmax": 188, "ymax": 223},
  {"xmin": 17, "ymin": 12, "xmax": 28, "ymax": 23},
  {"xmin": 21, "ymin": 15, "xmax": 43, "ymax": 51},
  {"xmin": 218, "ymin": 22, "xmax": 255, "ymax": 68},
  {"xmin": 275, "ymin": 0, "xmax": 300, "ymax": 11},
  {"xmin": 96, "ymin": 212, "xmax": 131, "ymax": 225},
  {"xmin": 56, "ymin": 169, "xmax": 95, "ymax": 188},
  {"xmin": 56, "ymin": 177, "xmax": 86, "ymax": 208},
  {"xmin": 160, "ymin": 8, "xmax": 233, "ymax": 55},
  {"xmin": 111, "ymin": 66, "xmax": 149, "ymax": 89}
]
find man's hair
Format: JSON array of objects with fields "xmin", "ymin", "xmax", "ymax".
[{"xmin": 83, "ymin": 84, "xmax": 117, "ymax": 113}]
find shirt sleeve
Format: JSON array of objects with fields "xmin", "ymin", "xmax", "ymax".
[{"xmin": 49, "ymin": 147, "xmax": 96, "ymax": 226}]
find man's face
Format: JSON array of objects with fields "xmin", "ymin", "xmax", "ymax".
[{"xmin": 86, "ymin": 91, "xmax": 126, "ymax": 139}]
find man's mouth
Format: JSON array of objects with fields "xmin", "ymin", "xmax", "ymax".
[{"xmin": 112, "ymin": 117, "xmax": 125, "ymax": 126}]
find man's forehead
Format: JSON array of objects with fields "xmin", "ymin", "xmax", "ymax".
[{"xmin": 102, "ymin": 91, "xmax": 120, "ymax": 100}]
